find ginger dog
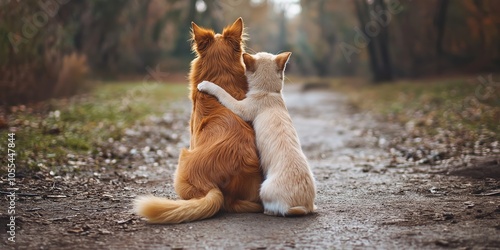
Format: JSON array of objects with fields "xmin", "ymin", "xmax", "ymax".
[
  {"xmin": 134, "ymin": 18, "xmax": 263, "ymax": 224},
  {"xmin": 198, "ymin": 52, "xmax": 316, "ymax": 216}
]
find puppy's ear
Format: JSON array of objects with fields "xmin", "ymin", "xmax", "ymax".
[
  {"xmin": 191, "ymin": 22, "xmax": 214, "ymax": 52},
  {"xmin": 275, "ymin": 52, "xmax": 292, "ymax": 72},
  {"xmin": 243, "ymin": 53, "xmax": 256, "ymax": 72},
  {"xmin": 222, "ymin": 17, "xmax": 244, "ymax": 40}
]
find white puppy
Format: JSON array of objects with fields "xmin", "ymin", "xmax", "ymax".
[{"xmin": 198, "ymin": 52, "xmax": 316, "ymax": 216}]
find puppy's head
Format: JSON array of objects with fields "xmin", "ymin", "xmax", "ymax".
[
  {"xmin": 242, "ymin": 52, "xmax": 291, "ymax": 92},
  {"xmin": 191, "ymin": 18, "xmax": 246, "ymax": 60}
]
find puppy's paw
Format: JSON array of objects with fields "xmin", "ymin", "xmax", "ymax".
[
  {"xmin": 197, "ymin": 80, "xmax": 213, "ymax": 92},
  {"xmin": 264, "ymin": 209, "xmax": 280, "ymax": 217}
]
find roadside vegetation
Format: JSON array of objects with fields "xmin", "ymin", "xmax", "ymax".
[
  {"xmin": 0, "ymin": 82, "xmax": 188, "ymax": 174},
  {"xmin": 295, "ymin": 76, "xmax": 499, "ymax": 165},
  {"xmin": 339, "ymin": 76, "xmax": 499, "ymax": 163},
  {"xmin": 341, "ymin": 77, "xmax": 499, "ymax": 135}
]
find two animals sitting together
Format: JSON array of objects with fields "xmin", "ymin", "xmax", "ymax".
[{"xmin": 134, "ymin": 18, "xmax": 316, "ymax": 224}]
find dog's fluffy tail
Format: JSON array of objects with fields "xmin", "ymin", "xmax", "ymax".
[{"xmin": 134, "ymin": 188, "xmax": 224, "ymax": 224}]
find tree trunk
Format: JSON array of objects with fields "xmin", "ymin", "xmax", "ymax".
[
  {"xmin": 434, "ymin": 0, "xmax": 449, "ymax": 74},
  {"xmin": 173, "ymin": 0, "xmax": 197, "ymax": 57},
  {"xmin": 354, "ymin": 0, "xmax": 392, "ymax": 82},
  {"xmin": 202, "ymin": 0, "xmax": 222, "ymax": 32},
  {"xmin": 374, "ymin": 0, "xmax": 393, "ymax": 82},
  {"xmin": 314, "ymin": 0, "xmax": 333, "ymax": 76}
]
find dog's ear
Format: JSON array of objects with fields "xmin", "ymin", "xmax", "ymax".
[
  {"xmin": 243, "ymin": 53, "xmax": 256, "ymax": 72},
  {"xmin": 222, "ymin": 17, "xmax": 244, "ymax": 40},
  {"xmin": 191, "ymin": 22, "xmax": 214, "ymax": 52},
  {"xmin": 275, "ymin": 52, "xmax": 292, "ymax": 72},
  {"xmin": 222, "ymin": 18, "xmax": 245, "ymax": 52}
]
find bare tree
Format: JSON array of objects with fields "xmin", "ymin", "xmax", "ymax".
[
  {"xmin": 354, "ymin": 0, "xmax": 392, "ymax": 82},
  {"xmin": 434, "ymin": 0, "xmax": 449, "ymax": 74}
]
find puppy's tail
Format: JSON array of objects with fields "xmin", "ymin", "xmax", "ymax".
[
  {"xmin": 286, "ymin": 206, "xmax": 310, "ymax": 216},
  {"xmin": 134, "ymin": 188, "xmax": 224, "ymax": 224}
]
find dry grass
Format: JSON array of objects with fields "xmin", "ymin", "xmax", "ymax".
[
  {"xmin": 54, "ymin": 53, "xmax": 90, "ymax": 97},
  {"xmin": 0, "ymin": 52, "xmax": 90, "ymax": 107},
  {"xmin": 289, "ymin": 75, "xmax": 499, "ymax": 163},
  {"xmin": 0, "ymin": 82, "xmax": 188, "ymax": 174}
]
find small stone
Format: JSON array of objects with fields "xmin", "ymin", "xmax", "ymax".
[
  {"xmin": 99, "ymin": 229, "xmax": 112, "ymax": 235},
  {"xmin": 464, "ymin": 201, "xmax": 475, "ymax": 208}
]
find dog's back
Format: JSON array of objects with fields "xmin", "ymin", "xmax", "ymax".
[
  {"xmin": 187, "ymin": 58, "xmax": 262, "ymax": 212},
  {"xmin": 183, "ymin": 18, "xmax": 263, "ymax": 213},
  {"xmin": 134, "ymin": 18, "xmax": 262, "ymax": 224}
]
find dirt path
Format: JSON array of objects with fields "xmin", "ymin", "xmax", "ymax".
[{"xmin": 2, "ymin": 84, "xmax": 499, "ymax": 249}]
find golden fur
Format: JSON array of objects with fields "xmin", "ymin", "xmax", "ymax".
[
  {"xmin": 198, "ymin": 52, "xmax": 316, "ymax": 216},
  {"xmin": 134, "ymin": 18, "xmax": 263, "ymax": 224}
]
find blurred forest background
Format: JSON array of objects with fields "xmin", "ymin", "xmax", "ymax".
[{"xmin": 1, "ymin": 0, "xmax": 500, "ymax": 105}]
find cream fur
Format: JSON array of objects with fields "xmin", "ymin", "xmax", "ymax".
[{"xmin": 197, "ymin": 52, "xmax": 316, "ymax": 216}]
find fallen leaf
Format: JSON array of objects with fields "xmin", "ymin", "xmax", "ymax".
[
  {"xmin": 67, "ymin": 228, "xmax": 84, "ymax": 234},
  {"xmin": 46, "ymin": 195, "xmax": 67, "ymax": 198}
]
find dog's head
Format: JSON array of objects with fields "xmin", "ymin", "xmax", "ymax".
[{"xmin": 191, "ymin": 18, "xmax": 246, "ymax": 61}]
